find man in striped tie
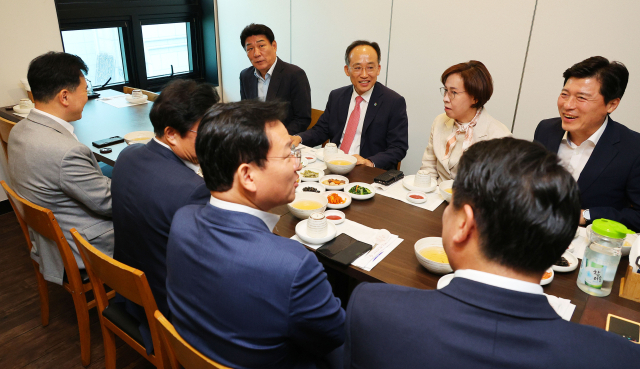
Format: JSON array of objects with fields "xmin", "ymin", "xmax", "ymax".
[{"xmin": 291, "ymin": 40, "xmax": 408, "ymax": 170}]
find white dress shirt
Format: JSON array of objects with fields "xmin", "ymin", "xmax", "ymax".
[
  {"xmin": 254, "ymin": 58, "xmax": 278, "ymax": 102},
  {"xmin": 557, "ymin": 117, "xmax": 608, "ymax": 181},
  {"xmin": 454, "ymin": 269, "xmax": 543, "ymax": 295},
  {"xmin": 209, "ymin": 196, "xmax": 280, "ymax": 232},
  {"xmin": 153, "ymin": 137, "xmax": 201, "ymax": 174},
  {"xmin": 32, "ymin": 108, "xmax": 78, "ymax": 140},
  {"xmin": 339, "ymin": 85, "xmax": 374, "ymax": 156}
]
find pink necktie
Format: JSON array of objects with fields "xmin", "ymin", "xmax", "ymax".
[{"xmin": 340, "ymin": 96, "xmax": 364, "ymax": 154}]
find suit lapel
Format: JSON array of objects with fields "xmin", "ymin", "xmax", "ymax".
[
  {"xmin": 247, "ymin": 69, "xmax": 259, "ymax": 99},
  {"xmin": 473, "ymin": 109, "xmax": 490, "ymax": 140},
  {"xmin": 439, "ymin": 118, "xmax": 455, "ymax": 175},
  {"xmin": 578, "ymin": 119, "xmax": 620, "ymax": 193},
  {"xmin": 266, "ymin": 58, "xmax": 284, "ymax": 101},
  {"xmin": 362, "ymin": 82, "xmax": 382, "ymax": 136}
]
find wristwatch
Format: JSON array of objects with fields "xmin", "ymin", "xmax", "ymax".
[{"xmin": 583, "ymin": 209, "xmax": 591, "ymax": 222}]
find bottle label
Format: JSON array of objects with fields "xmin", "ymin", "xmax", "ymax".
[{"xmin": 584, "ymin": 259, "xmax": 606, "ymax": 289}]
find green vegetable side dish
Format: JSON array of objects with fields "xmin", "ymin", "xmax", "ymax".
[
  {"xmin": 349, "ymin": 185, "xmax": 372, "ymax": 195},
  {"xmin": 302, "ymin": 170, "xmax": 319, "ymax": 178}
]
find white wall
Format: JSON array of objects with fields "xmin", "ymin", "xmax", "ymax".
[
  {"xmin": 0, "ymin": 0, "xmax": 63, "ymax": 202},
  {"xmin": 216, "ymin": 0, "xmax": 291, "ymax": 103},
  {"xmin": 291, "ymin": 0, "xmax": 392, "ymax": 110},
  {"xmin": 387, "ymin": 0, "xmax": 536, "ymax": 173},
  {"xmin": 513, "ymin": 0, "xmax": 640, "ymax": 140}
]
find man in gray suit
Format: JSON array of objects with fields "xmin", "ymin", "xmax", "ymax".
[{"xmin": 8, "ymin": 52, "xmax": 113, "ymax": 284}]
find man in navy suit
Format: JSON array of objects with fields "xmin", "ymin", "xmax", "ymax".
[
  {"xmin": 239, "ymin": 23, "xmax": 311, "ymax": 135},
  {"xmin": 534, "ymin": 56, "xmax": 640, "ymax": 232},
  {"xmin": 291, "ymin": 40, "xmax": 408, "ymax": 170},
  {"xmin": 166, "ymin": 100, "xmax": 345, "ymax": 369},
  {"xmin": 345, "ymin": 138, "xmax": 640, "ymax": 368},
  {"xmin": 111, "ymin": 80, "xmax": 219, "ymax": 350}
]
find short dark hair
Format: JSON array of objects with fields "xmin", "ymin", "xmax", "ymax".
[
  {"xmin": 441, "ymin": 61, "xmax": 493, "ymax": 109},
  {"xmin": 196, "ymin": 100, "xmax": 288, "ymax": 192},
  {"xmin": 149, "ymin": 79, "xmax": 220, "ymax": 137},
  {"xmin": 563, "ymin": 56, "xmax": 629, "ymax": 104},
  {"xmin": 27, "ymin": 52, "xmax": 88, "ymax": 103},
  {"xmin": 452, "ymin": 137, "xmax": 580, "ymax": 274},
  {"xmin": 345, "ymin": 40, "xmax": 381, "ymax": 65},
  {"xmin": 240, "ymin": 23, "xmax": 275, "ymax": 48}
]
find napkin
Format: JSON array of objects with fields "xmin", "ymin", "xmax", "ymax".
[
  {"xmin": 98, "ymin": 95, "xmax": 150, "ymax": 108},
  {"xmin": 291, "ymin": 219, "xmax": 403, "ymax": 271},
  {"xmin": 568, "ymin": 227, "xmax": 590, "ymax": 259},
  {"xmin": 373, "ymin": 179, "xmax": 444, "ymax": 211},
  {"xmin": 545, "ymin": 293, "xmax": 576, "ymax": 321}
]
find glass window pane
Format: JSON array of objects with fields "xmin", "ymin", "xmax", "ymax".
[
  {"xmin": 61, "ymin": 27, "xmax": 127, "ymax": 86},
  {"xmin": 142, "ymin": 22, "xmax": 192, "ymax": 79}
]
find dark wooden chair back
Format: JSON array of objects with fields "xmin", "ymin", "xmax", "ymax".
[
  {"xmin": 154, "ymin": 310, "xmax": 233, "ymax": 369},
  {"xmin": 123, "ymin": 86, "xmax": 159, "ymax": 101},
  {"xmin": 308, "ymin": 108, "xmax": 324, "ymax": 130},
  {"xmin": 72, "ymin": 229, "xmax": 168, "ymax": 369}
]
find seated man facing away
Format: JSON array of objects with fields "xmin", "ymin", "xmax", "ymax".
[
  {"xmin": 240, "ymin": 23, "xmax": 311, "ymax": 135},
  {"xmin": 111, "ymin": 79, "xmax": 219, "ymax": 349},
  {"xmin": 534, "ymin": 56, "xmax": 640, "ymax": 231},
  {"xmin": 344, "ymin": 138, "xmax": 640, "ymax": 368},
  {"xmin": 291, "ymin": 40, "xmax": 408, "ymax": 170},
  {"xmin": 166, "ymin": 100, "xmax": 345, "ymax": 369},
  {"xmin": 8, "ymin": 52, "xmax": 113, "ymax": 284}
]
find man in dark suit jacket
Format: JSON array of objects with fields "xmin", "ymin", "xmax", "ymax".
[
  {"xmin": 167, "ymin": 100, "xmax": 345, "ymax": 369},
  {"xmin": 111, "ymin": 80, "xmax": 219, "ymax": 351},
  {"xmin": 533, "ymin": 56, "xmax": 640, "ymax": 231},
  {"xmin": 239, "ymin": 23, "xmax": 311, "ymax": 135},
  {"xmin": 292, "ymin": 40, "xmax": 408, "ymax": 170},
  {"xmin": 345, "ymin": 138, "xmax": 640, "ymax": 368}
]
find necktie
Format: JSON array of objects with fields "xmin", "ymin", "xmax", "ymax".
[
  {"xmin": 340, "ymin": 96, "xmax": 364, "ymax": 154},
  {"xmin": 443, "ymin": 108, "xmax": 482, "ymax": 159}
]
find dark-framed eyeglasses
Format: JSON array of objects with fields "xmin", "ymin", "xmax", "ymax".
[{"xmin": 440, "ymin": 87, "xmax": 466, "ymax": 100}]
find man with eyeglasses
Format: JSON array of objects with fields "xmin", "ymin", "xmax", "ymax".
[
  {"xmin": 291, "ymin": 40, "xmax": 408, "ymax": 170},
  {"xmin": 166, "ymin": 100, "xmax": 345, "ymax": 369},
  {"xmin": 110, "ymin": 79, "xmax": 219, "ymax": 352}
]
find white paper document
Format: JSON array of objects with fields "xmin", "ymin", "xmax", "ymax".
[
  {"xmin": 373, "ymin": 180, "xmax": 444, "ymax": 211},
  {"xmin": 98, "ymin": 95, "xmax": 150, "ymax": 108},
  {"xmin": 291, "ymin": 219, "xmax": 403, "ymax": 271},
  {"xmin": 545, "ymin": 293, "xmax": 576, "ymax": 321}
]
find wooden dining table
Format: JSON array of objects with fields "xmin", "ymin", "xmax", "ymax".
[{"xmin": 275, "ymin": 165, "xmax": 640, "ymax": 328}]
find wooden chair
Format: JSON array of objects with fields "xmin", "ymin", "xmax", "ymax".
[
  {"xmin": 307, "ymin": 108, "xmax": 324, "ymax": 130},
  {"xmin": 123, "ymin": 86, "xmax": 159, "ymax": 102},
  {"xmin": 72, "ymin": 229, "xmax": 169, "ymax": 369},
  {"xmin": 0, "ymin": 181, "xmax": 112, "ymax": 366},
  {"xmin": 154, "ymin": 310, "xmax": 232, "ymax": 369},
  {"xmin": 0, "ymin": 116, "xmax": 16, "ymax": 159}
]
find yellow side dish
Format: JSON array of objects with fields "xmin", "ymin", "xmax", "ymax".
[
  {"xmin": 444, "ymin": 188, "xmax": 453, "ymax": 194},
  {"xmin": 420, "ymin": 247, "xmax": 449, "ymax": 264},
  {"xmin": 329, "ymin": 160, "xmax": 353, "ymax": 166},
  {"xmin": 292, "ymin": 200, "xmax": 323, "ymax": 210}
]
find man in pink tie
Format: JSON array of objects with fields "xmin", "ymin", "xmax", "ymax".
[{"xmin": 291, "ymin": 40, "xmax": 408, "ymax": 170}]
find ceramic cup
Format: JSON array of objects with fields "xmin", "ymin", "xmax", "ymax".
[
  {"xmin": 131, "ymin": 89, "xmax": 143, "ymax": 99},
  {"xmin": 19, "ymin": 98, "xmax": 33, "ymax": 110},
  {"xmin": 307, "ymin": 212, "xmax": 328, "ymax": 238},
  {"xmin": 415, "ymin": 170, "xmax": 432, "ymax": 188},
  {"xmin": 324, "ymin": 143, "xmax": 338, "ymax": 158}
]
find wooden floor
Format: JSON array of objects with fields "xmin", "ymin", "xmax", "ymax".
[{"xmin": 0, "ymin": 212, "xmax": 155, "ymax": 369}]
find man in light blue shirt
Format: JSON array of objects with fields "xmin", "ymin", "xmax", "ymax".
[{"xmin": 239, "ymin": 23, "xmax": 312, "ymax": 135}]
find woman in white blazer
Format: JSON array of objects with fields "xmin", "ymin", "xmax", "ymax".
[{"xmin": 421, "ymin": 61, "xmax": 511, "ymax": 182}]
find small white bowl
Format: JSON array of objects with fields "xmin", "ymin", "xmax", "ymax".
[
  {"xmin": 414, "ymin": 237, "xmax": 453, "ymax": 275},
  {"xmin": 13, "ymin": 105, "xmax": 33, "ymax": 114},
  {"xmin": 124, "ymin": 131, "xmax": 154, "ymax": 145},
  {"xmin": 287, "ymin": 192, "xmax": 328, "ymax": 220},
  {"xmin": 345, "ymin": 182, "xmax": 376, "ymax": 200},
  {"xmin": 303, "ymin": 153, "xmax": 316, "ymax": 164},
  {"xmin": 623, "ymin": 233, "xmax": 638, "ymax": 256},
  {"xmin": 552, "ymin": 251, "xmax": 578, "ymax": 272},
  {"xmin": 298, "ymin": 169, "xmax": 324, "ymax": 182},
  {"xmin": 325, "ymin": 191, "xmax": 351, "ymax": 209},
  {"xmin": 296, "ymin": 182, "xmax": 326, "ymax": 194},
  {"xmin": 319, "ymin": 175, "xmax": 349, "ymax": 190},
  {"xmin": 406, "ymin": 191, "xmax": 428, "ymax": 204},
  {"xmin": 325, "ymin": 154, "xmax": 357, "ymax": 175},
  {"xmin": 125, "ymin": 94, "xmax": 148, "ymax": 104},
  {"xmin": 540, "ymin": 268, "xmax": 554, "ymax": 285},
  {"xmin": 439, "ymin": 180, "xmax": 454, "ymax": 202},
  {"xmin": 324, "ymin": 210, "xmax": 345, "ymax": 225},
  {"xmin": 295, "ymin": 219, "xmax": 337, "ymax": 245}
]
